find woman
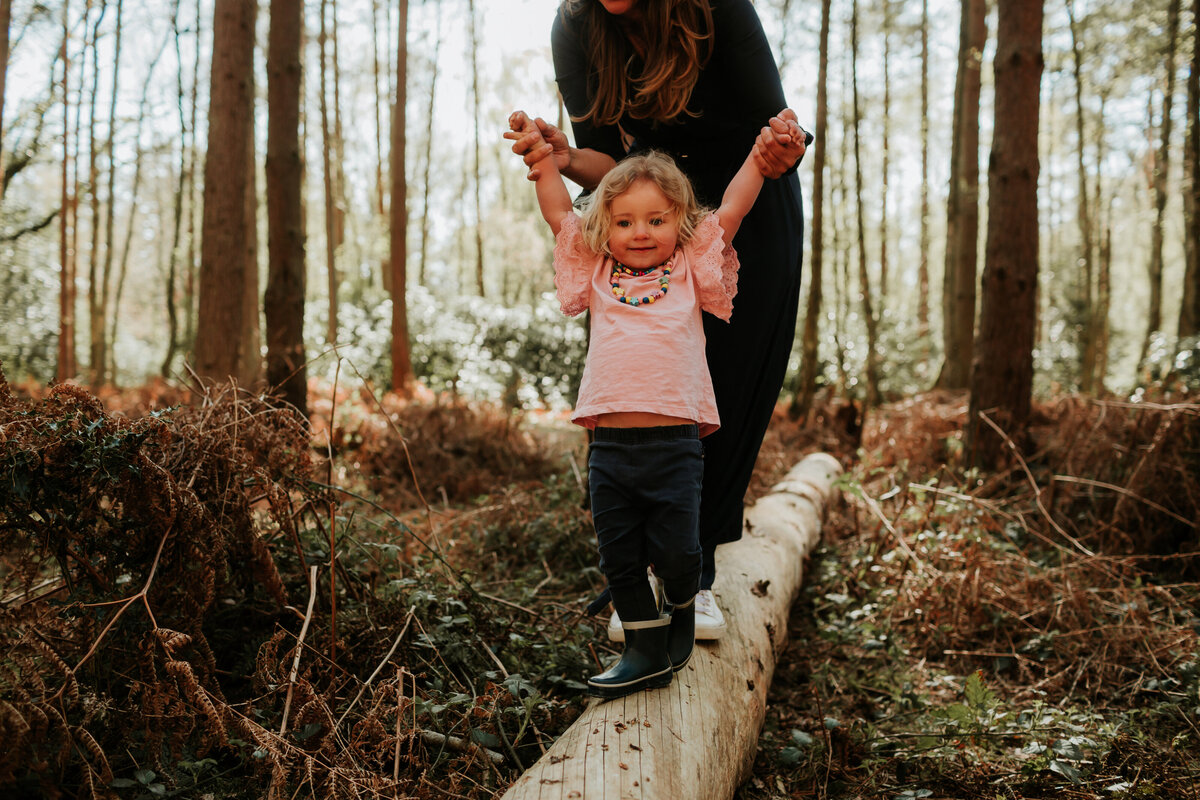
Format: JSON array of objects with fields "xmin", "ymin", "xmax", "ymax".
[{"xmin": 508, "ymin": 0, "xmax": 808, "ymax": 641}]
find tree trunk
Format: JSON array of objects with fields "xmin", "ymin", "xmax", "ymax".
[
  {"xmin": 265, "ymin": 0, "xmax": 307, "ymax": 416},
  {"xmin": 1088, "ymin": 92, "xmax": 1112, "ymax": 393},
  {"xmin": 967, "ymin": 0, "xmax": 1044, "ymax": 469},
  {"xmin": 879, "ymin": 0, "xmax": 891, "ymax": 303},
  {"xmin": 790, "ymin": 0, "xmax": 831, "ymax": 421},
  {"xmin": 469, "ymin": 0, "xmax": 484, "ymax": 296},
  {"xmin": 1066, "ymin": 0, "xmax": 1098, "ymax": 393},
  {"xmin": 184, "ymin": 0, "xmax": 202, "ymax": 358},
  {"xmin": 918, "ymin": 0, "xmax": 931, "ymax": 347},
  {"xmin": 1139, "ymin": 0, "xmax": 1181, "ymax": 373},
  {"xmin": 97, "ymin": 0, "xmax": 123, "ymax": 386},
  {"xmin": 938, "ymin": 0, "xmax": 987, "ymax": 390},
  {"xmin": 85, "ymin": 0, "xmax": 106, "ymax": 388},
  {"xmin": 390, "ymin": 0, "xmax": 414, "ymax": 394},
  {"xmin": 0, "ymin": 0, "xmax": 12, "ymax": 197},
  {"xmin": 1180, "ymin": 0, "xmax": 1200, "ymax": 339},
  {"xmin": 240, "ymin": 61, "xmax": 262, "ymax": 389},
  {"xmin": 162, "ymin": 0, "xmax": 188, "ymax": 377},
  {"xmin": 331, "ymin": 0, "xmax": 346, "ymax": 255},
  {"xmin": 371, "ymin": 0, "xmax": 386, "ymax": 218},
  {"xmin": 57, "ymin": 1, "xmax": 78, "ymax": 382},
  {"xmin": 833, "ymin": 54, "xmax": 851, "ymax": 395},
  {"xmin": 319, "ymin": 0, "xmax": 338, "ymax": 346},
  {"xmin": 851, "ymin": 0, "xmax": 879, "ymax": 409},
  {"xmin": 1097, "ymin": 202, "xmax": 1113, "ymax": 389},
  {"xmin": 499, "ymin": 455, "xmax": 842, "ymax": 800},
  {"xmin": 194, "ymin": 0, "xmax": 257, "ymax": 383}
]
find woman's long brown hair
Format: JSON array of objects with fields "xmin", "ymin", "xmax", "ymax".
[{"xmin": 561, "ymin": 0, "xmax": 714, "ymax": 126}]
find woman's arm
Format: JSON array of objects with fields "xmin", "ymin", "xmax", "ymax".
[{"xmin": 714, "ymin": 150, "xmax": 766, "ymax": 245}]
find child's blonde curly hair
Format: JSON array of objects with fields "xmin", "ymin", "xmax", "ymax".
[{"xmin": 580, "ymin": 151, "xmax": 709, "ymax": 258}]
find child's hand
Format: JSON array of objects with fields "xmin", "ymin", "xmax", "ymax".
[
  {"xmin": 507, "ymin": 110, "xmax": 540, "ymax": 137},
  {"xmin": 505, "ymin": 110, "xmax": 571, "ymax": 180},
  {"xmin": 505, "ymin": 110, "xmax": 555, "ymax": 179}
]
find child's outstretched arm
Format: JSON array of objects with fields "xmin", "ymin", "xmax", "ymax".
[
  {"xmin": 714, "ymin": 146, "xmax": 769, "ymax": 246},
  {"xmin": 508, "ymin": 111, "xmax": 572, "ymax": 236}
]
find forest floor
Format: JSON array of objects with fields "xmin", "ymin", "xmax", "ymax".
[{"xmin": 1, "ymin": 374, "xmax": 1197, "ymax": 799}]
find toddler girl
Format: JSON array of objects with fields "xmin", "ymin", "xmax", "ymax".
[{"xmin": 508, "ymin": 112, "xmax": 774, "ymax": 699}]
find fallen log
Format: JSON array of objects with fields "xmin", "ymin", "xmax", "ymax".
[{"xmin": 501, "ymin": 452, "xmax": 842, "ymax": 800}]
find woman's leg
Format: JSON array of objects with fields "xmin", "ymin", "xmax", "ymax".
[{"xmin": 699, "ymin": 178, "xmax": 805, "ymax": 592}]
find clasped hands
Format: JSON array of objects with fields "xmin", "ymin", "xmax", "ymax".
[{"xmin": 504, "ymin": 109, "xmax": 808, "ymax": 181}]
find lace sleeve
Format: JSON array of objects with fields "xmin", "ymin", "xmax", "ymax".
[
  {"xmin": 689, "ymin": 214, "xmax": 740, "ymax": 322},
  {"xmin": 553, "ymin": 213, "xmax": 596, "ymax": 317}
]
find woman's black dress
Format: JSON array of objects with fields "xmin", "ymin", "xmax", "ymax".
[{"xmin": 552, "ymin": 0, "xmax": 806, "ymax": 589}]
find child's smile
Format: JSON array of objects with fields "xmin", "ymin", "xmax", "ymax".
[{"xmin": 608, "ymin": 179, "xmax": 681, "ymax": 270}]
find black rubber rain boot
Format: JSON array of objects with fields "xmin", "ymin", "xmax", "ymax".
[
  {"xmin": 665, "ymin": 594, "xmax": 696, "ymax": 672},
  {"xmin": 587, "ymin": 613, "xmax": 673, "ymax": 699}
]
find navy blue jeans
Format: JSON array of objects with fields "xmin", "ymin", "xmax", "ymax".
[{"xmin": 588, "ymin": 425, "xmax": 703, "ymax": 624}]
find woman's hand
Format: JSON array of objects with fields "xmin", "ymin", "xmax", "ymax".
[
  {"xmin": 504, "ymin": 111, "xmax": 571, "ymax": 180},
  {"xmin": 753, "ymin": 108, "xmax": 808, "ymax": 179}
]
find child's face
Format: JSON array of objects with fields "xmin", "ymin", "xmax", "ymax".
[{"xmin": 607, "ymin": 179, "xmax": 680, "ymax": 270}]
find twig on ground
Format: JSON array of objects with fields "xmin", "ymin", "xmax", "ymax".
[
  {"xmin": 280, "ymin": 565, "xmax": 319, "ymax": 736},
  {"xmin": 336, "ymin": 608, "xmax": 415, "ymax": 729}
]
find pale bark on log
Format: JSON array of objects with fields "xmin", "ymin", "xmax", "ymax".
[{"xmin": 500, "ymin": 453, "xmax": 842, "ymax": 800}]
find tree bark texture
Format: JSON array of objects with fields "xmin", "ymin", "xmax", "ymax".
[
  {"xmin": 184, "ymin": 0, "xmax": 203, "ymax": 357},
  {"xmin": 162, "ymin": 0, "xmax": 188, "ymax": 377},
  {"xmin": 968, "ymin": 0, "xmax": 1044, "ymax": 468},
  {"xmin": 390, "ymin": 0, "xmax": 414, "ymax": 394},
  {"xmin": 239, "ymin": 64, "xmax": 262, "ymax": 389},
  {"xmin": 1180, "ymin": 0, "xmax": 1200, "ymax": 339},
  {"xmin": 939, "ymin": 0, "xmax": 987, "ymax": 390},
  {"xmin": 194, "ymin": 0, "xmax": 257, "ymax": 383},
  {"xmin": 265, "ymin": 0, "xmax": 308, "ymax": 416},
  {"xmin": 880, "ymin": 0, "xmax": 892, "ymax": 302},
  {"xmin": 1140, "ymin": 0, "xmax": 1181, "ymax": 370},
  {"xmin": 499, "ymin": 454, "xmax": 842, "ymax": 800},
  {"xmin": 1066, "ymin": 0, "xmax": 1099, "ymax": 392},
  {"xmin": 790, "ymin": 0, "xmax": 831, "ymax": 420},
  {"xmin": 918, "ymin": 0, "xmax": 931, "ymax": 344},
  {"xmin": 85, "ymin": 1, "xmax": 106, "ymax": 388},
  {"xmin": 0, "ymin": 0, "xmax": 12, "ymax": 197},
  {"xmin": 319, "ymin": 0, "xmax": 338, "ymax": 346},
  {"xmin": 469, "ymin": 0, "xmax": 484, "ymax": 296},
  {"xmin": 97, "ymin": 0, "xmax": 124, "ymax": 386},
  {"xmin": 57, "ymin": 0, "xmax": 78, "ymax": 382},
  {"xmin": 851, "ymin": 0, "xmax": 879, "ymax": 408}
]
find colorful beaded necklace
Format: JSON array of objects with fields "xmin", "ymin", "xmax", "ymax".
[{"xmin": 609, "ymin": 257, "xmax": 673, "ymax": 307}]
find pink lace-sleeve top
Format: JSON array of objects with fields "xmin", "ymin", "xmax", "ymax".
[{"xmin": 553, "ymin": 212, "xmax": 741, "ymax": 436}]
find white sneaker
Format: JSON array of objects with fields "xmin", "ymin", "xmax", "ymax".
[
  {"xmin": 607, "ymin": 570, "xmax": 662, "ymax": 642},
  {"xmin": 694, "ymin": 590, "xmax": 727, "ymax": 640}
]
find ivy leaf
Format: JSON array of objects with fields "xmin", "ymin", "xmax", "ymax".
[{"xmin": 134, "ymin": 769, "xmax": 156, "ymax": 786}]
